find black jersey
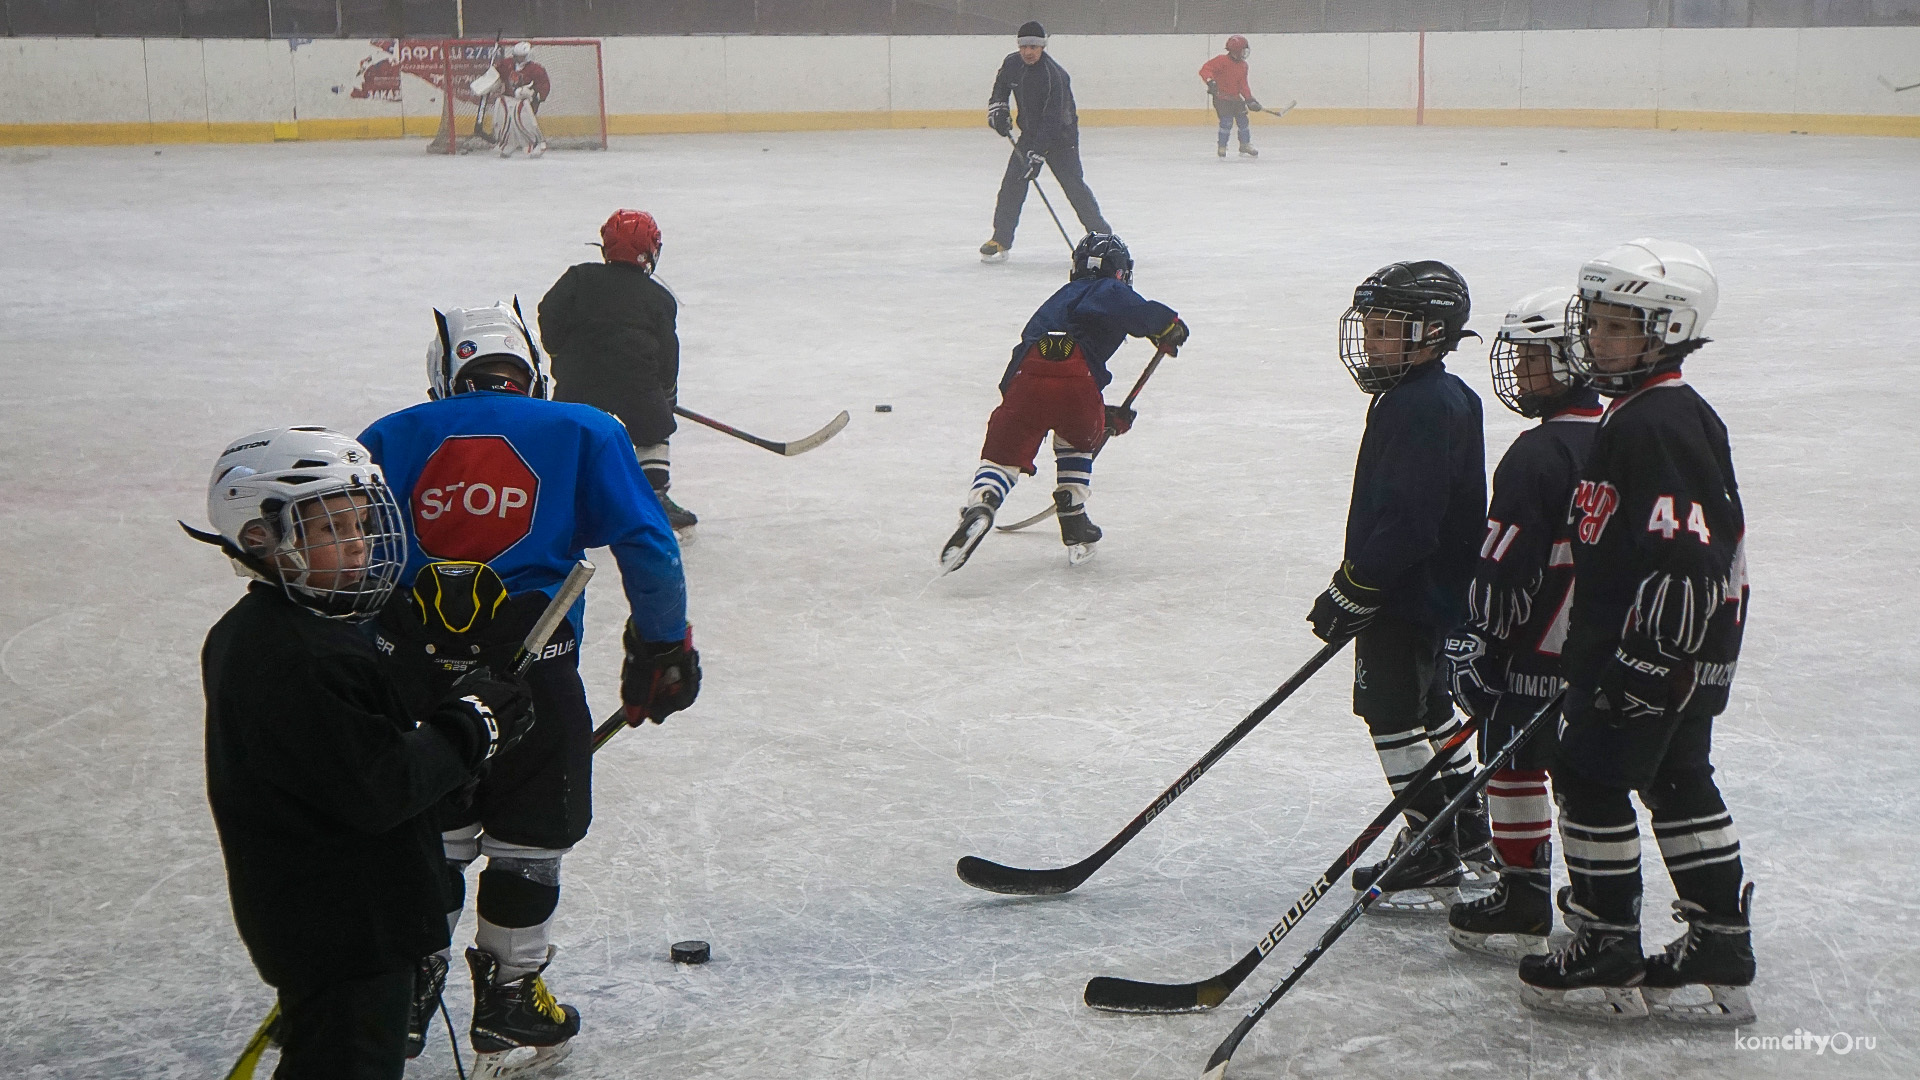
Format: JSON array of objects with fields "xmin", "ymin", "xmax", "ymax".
[
  {"xmin": 1564, "ymin": 374, "xmax": 1747, "ymax": 715},
  {"xmin": 989, "ymin": 51, "xmax": 1080, "ymax": 153},
  {"xmin": 538, "ymin": 261, "xmax": 680, "ymax": 444},
  {"xmin": 1466, "ymin": 396, "xmax": 1603, "ymax": 699}
]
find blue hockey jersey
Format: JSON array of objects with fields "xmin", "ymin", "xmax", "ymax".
[
  {"xmin": 359, "ymin": 391, "xmax": 687, "ymax": 642},
  {"xmin": 1000, "ymin": 276, "xmax": 1178, "ymax": 393}
]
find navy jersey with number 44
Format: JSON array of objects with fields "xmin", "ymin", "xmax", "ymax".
[
  {"xmin": 358, "ymin": 390, "xmax": 688, "ymax": 642},
  {"xmin": 1564, "ymin": 374, "xmax": 1747, "ymax": 714}
]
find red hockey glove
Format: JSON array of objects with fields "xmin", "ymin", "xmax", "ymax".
[
  {"xmin": 621, "ymin": 621, "xmax": 701, "ymax": 725},
  {"xmin": 1104, "ymin": 404, "xmax": 1136, "ymax": 438}
]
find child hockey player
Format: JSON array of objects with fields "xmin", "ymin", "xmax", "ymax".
[
  {"xmin": 1305, "ymin": 260, "xmax": 1489, "ymax": 913},
  {"xmin": 359, "ymin": 303, "xmax": 699, "ymax": 1077},
  {"xmin": 1442, "ymin": 288, "xmax": 1602, "ymax": 959},
  {"xmin": 1519, "ymin": 240, "xmax": 1755, "ymax": 1025},
  {"xmin": 1199, "ymin": 35, "xmax": 1264, "ymax": 159},
  {"xmin": 192, "ymin": 426, "xmax": 533, "ymax": 1079},
  {"xmin": 538, "ymin": 209, "xmax": 697, "ymax": 533},
  {"xmin": 940, "ymin": 232, "xmax": 1187, "ymax": 572},
  {"xmin": 490, "ymin": 41, "xmax": 550, "ymax": 157}
]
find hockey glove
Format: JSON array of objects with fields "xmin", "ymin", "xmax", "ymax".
[
  {"xmin": 1247, "ymin": 98, "xmax": 1263, "ymax": 112},
  {"xmin": 1151, "ymin": 317, "xmax": 1190, "ymax": 357},
  {"xmin": 1595, "ymin": 631, "xmax": 1696, "ymax": 722},
  {"xmin": 1206, "ymin": 79, "xmax": 1219, "ymax": 97},
  {"xmin": 1104, "ymin": 403, "xmax": 1136, "ymax": 438},
  {"xmin": 621, "ymin": 621, "xmax": 702, "ymax": 725},
  {"xmin": 987, "ymin": 102, "xmax": 1012, "ymax": 137},
  {"xmin": 514, "ymin": 85, "xmax": 534, "ymax": 101},
  {"xmin": 1307, "ymin": 562, "xmax": 1382, "ymax": 643},
  {"xmin": 1443, "ymin": 630, "xmax": 1504, "ymax": 722},
  {"xmin": 1022, "ymin": 151, "xmax": 1046, "ymax": 182},
  {"xmin": 431, "ymin": 667, "xmax": 535, "ymax": 768}
]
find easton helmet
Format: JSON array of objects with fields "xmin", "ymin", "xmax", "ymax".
[
  {"xmin": 1071, "ymin": 232, "xmax": 1133, "ymax": 283},
  {"xmin": 1338, "ymin": 260, "xmax": 1472, "ymax": 394},
  {"xmin": 1566, "ymin": 238, "xmax": 1717, "ymax": 397},
  {"xmin": 1490, "ymin": 287, "xmax": 1587, "ymax": 418},
  {"xmin": 599, "ymin": 209, "xmax": 663, "ymax": 270}
]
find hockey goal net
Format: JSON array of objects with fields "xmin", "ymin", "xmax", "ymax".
[{"xmin": 409, "ymin": 38, "xmax": 608, "ymax": 154}]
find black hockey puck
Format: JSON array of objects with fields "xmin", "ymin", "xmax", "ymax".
[
  {"xmin": 670, "ymin": 940, "xmax": 711, "ymax": 965},
  {"xmin": 874, "ymin": 404, "xmax": 892, "ymax": 413}
]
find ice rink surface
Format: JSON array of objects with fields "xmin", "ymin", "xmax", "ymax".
[{"xmin": 4, "ymin": 123, "xmax": 1917, "ymax": 1079}]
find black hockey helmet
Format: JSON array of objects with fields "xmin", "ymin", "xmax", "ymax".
[
  {"xmin": 1338, "ymin": 260, "xmax": 1472, "ymax": 394},
  {"xmin": 1072, "ymin": 233, "xmax": 1133, "ymax": 284}
]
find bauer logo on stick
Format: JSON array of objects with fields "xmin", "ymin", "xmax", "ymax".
[{"xmin": 411, "ymin": 435, "xmax": 540, "ymax": 562}]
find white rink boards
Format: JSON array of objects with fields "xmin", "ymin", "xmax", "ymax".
[{"xmin": 2, "ymin": 125, "xmax": 1916, "ymax": 1079}]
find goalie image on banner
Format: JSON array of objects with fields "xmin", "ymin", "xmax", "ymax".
[
  {"xmin": 482, "ymin": 41, "xmax": 552, "ymax": 157},
  {"xmin": 341, "ymin": 38, "xmax": 607, "ymax": 154}
]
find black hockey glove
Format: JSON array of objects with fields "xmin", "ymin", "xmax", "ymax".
[
  {"xmin": 1443, "ymin": 630, "xmax": 1503, "ymax": 722},
  {"xmin": 987, "ymin": 102, "xmax": 1012, "ymax": 137},
  {"xmin": 1151, "ymin": 317, "xmax": 1190, "ymax": 357},
  {"xmin": 431, "ymin": 667, "xmax": 535, "ymax": 768},
  {"xmin": 1246, "ymin": 98, "xmax": 1263, "ymax": 112},
  {"xmin": 1104, "ymin": 403, "xmax": 1136, "ymax": 438},
  {"xmin": 1307, "ymin": 562, "xmax": 1382, "ymax": 643},
  {"xmin": 1022, "ymin": 151, "xmax": 1046, "ymax": 181},
  {"xmin": 621, "ymin": 621, "xmax": 702, "ymax": 725},
  {"xmin": 1595, "ymin": 632, "xmax": 1695, "ymax": 722},
  {"xmin": 1206, "ymin": 79, "xmax": 1219, "ymax": 97}
]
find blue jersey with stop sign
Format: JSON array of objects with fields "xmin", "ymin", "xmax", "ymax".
[{"xmin": 359, "ymin": 390, "xmax": 687, "ymax": 642}]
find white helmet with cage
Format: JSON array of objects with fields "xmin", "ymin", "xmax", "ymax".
[
  {"xmin": 426, "ymin": 301, "xmax": 549, "ymax": 401},
  {"xmin": 1566, "ymin": 238, "xmax": 1718, "ymax": 396},
  {"xmin": 185, "ymin": 427, "xmax": 408, "ymax": 620},
  {"xmin": 1490, "ymin": 286, "xmax": 1585, "ymax": 418},
  {"xmin": 511, "ymin": 41, "xmax": 533, "ymax": 63}
]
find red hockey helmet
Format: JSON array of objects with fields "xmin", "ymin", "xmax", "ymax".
[
  {"xmin": 1226, "ymin": 34, "xmax": 1250, "ymax": 57},
  {"xmin": 600, "ymin": 209, "xmax": 662, "ymax": 269}
]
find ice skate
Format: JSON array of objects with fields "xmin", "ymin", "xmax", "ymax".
[
  {"xmin": 1056, "ymin": 490, "xmax": 1101, "ymax": 566},
  {"xmin": 939, "ymin": 493, "xmax": 1000, "ymax": 575},
  {"xmin": 1239, "ymin": 143, "xmax": 1259, "ymax": 157},
  {"xmin": 405, "ymin": 952, "xmax": 450, "ymax": 1058},
  {"xmin": 467, "ymin": 947, "xmax": 580, "ymax": 1079},
  {"xmin": 1557, "ymin": 885, "xmax": 1589, "ymax": 936},
  {"xmin": 1216, "ymin": 145, "xmax": 1227, "ymax": 159},
  {"xmin": 656, "ymin": 490, "xmax": 698, "ymax": 538},
  {"xmin": 1448, "ymin": 842, "xmax": 1551, "ymax": 960},
  {"xmin": 530, "ymin": 140, "xmax": 548, "ymax": 158},
  {"xmin": 1518, "ymin": 905, "xmax": 1649, "ymax": 1021},
  {"xmin": 1352, "ymin": 826, "xmax": 1466, "ymax": 914},
  {"xmin": 1454, "ymin": 802, "xmax": 1498, "ymax": 886},
  {"xmin": 979, "ymin": 239, "xmax": 1009, "ymax": 264},
  {"xmin": 1641, "ymin": 883, "xmax": 1756, "ymax": 1026}
]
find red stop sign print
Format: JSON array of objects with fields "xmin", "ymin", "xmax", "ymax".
[{"xmin": 411, "ymin": 435, "xmax": 540, "ymax": 562}]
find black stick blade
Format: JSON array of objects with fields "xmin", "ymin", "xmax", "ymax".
[
  {"xmin": 954, "ymin": 855, "xmax": 1088, "ymax": 895},
  {"xmin": 1085, "ymin": 974, "xmax": 1231, "ymax": 1013},
  {"xmin": 1201, "ymin": 1010, "xmax": 1260, "ymax": 1080}
]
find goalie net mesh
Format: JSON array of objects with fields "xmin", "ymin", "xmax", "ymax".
[{"xmin": 414, "ymin": 38, "xmax": 608, "ymax": 154}]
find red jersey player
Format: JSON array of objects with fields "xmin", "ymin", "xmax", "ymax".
[
  {"xmin": 1199, "ymin": 35, "xmax": 1263, "ymax": 159},
  {"xmin": 491, "ymin": 41, "xmax": 551, "ymax": 157}
]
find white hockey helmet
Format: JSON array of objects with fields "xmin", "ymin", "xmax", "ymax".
[
  {"xmin": 185, "ymin": 426, "xmax": 408, "ymax": 620},
  {"xmin": 426, "ymin": 300, "xmax": 548, "ymax": 401},
  {"xmin": 1566, "ymin": 239, "xmax": 1718, "ymax": 395},
  {"xmin": 1489, "ymin": 286, "xmax": 1586, "ymax": 418},
  {"xmin": 511, "ymin": 41, "xmax": 532, "ymax": 62}
]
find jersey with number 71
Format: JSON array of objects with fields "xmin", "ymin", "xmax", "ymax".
[{"xmin": 1563, "ymin": 372, "xmax": 1748, "ymax": 715}]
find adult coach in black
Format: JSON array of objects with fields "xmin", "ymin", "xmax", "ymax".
[
  {"xmin": 1306, "ymin": 260, "xmax": 1489, "ymax": 912},
  {"xmin": 1519, "ymin": 239, "xmax": 1755, "ymax": 1026},
  {"xmin": 979, "ymin": 21, "xmax": 1111, "ymax": 262}
]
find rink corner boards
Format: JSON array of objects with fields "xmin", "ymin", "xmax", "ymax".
[{"xmin": 5, "ymin": 107, "xmax": 1919, "ymax": 147}]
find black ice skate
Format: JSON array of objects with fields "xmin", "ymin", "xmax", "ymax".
[
  {"xmin": 1641, "ymin": 882, "xmax": 1756, "ymax": 1026},
  {"xmin": 979, "ymin": 239, "xmax": 1009, "ymax": 263},
  {"xmin": 939, "ymin": 493, "xmax": 1001, "ymax": 576},
  {"xmin": 1448, "ymin": 842, "xmax": 1551, "ymax": 960},
  {"xmin": 467, "ymin": 947, "xmax": 580, "ymax": 1079},
  {"xmin": 406, "ymin": 952, "xmax": 449, "ymax": 1058},
  {"xmin": 1352, "ymin": 825, "xmax": 1467, "ymax": 914},
  {"xmin": 1557, "ymin": 884, "xmax": 1589, "ymax": 936},
  {"xmin": 1238, "ymin": 143, "xmax": 1259, "ymax": 157},
  {"xmin": 1055, "ymin": 490, "xmax": 1101, "ymax": 566},
  {"xmin": 1453, "ymin": 801, "xmax": 1497, "ymax": 888},
  {"xmin": 1216, "ymin": 145, "xmax": 1227, "ymax": 159},
  {"xmin": 1517, "ymin": 905, "xmax": 1648, "ymax": 1021},
  {"xmin": 656, "ymin": 490, "xmax": 698, "ymax": 537}
]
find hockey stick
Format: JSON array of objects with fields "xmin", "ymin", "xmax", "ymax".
[
  {"xmin": 223, "ymin": 1002, "xmax": 282, "ymax": 1080},
  {"xmin": 509, "ymin": 559, "xmax": 595, "ymax": 678},
  {"xmin": 996, "ymin": 347, "xmax": 1169, "ymax": 533},
  {"xmin": 1085, "ymin": 710, "xmax": 1486, "ymax": 1012},
  {"xmin": 1006, "ymin": 133, "xmax": 1077, "ymax": 253},
  {"xmin": 1251, "ymin": 99, "xmax": 1297, "ymax": 120},
  {"xmin": 1879, "ymin": 75, "xmax": 1920, "ymax": 92},
  {"xmin": 674, "ymin": 404, "xmax": 849, "ymax": 457},
  {"xmin": 1199, "ymin": 690, "xmax": 1566, "ymax": 1080},
  {"xmin": 956, "ymin": 636, "xmax": 1348, "ymax": 895}
]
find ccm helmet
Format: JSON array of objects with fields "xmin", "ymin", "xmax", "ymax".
[
  {"xmin": 1071, "ymin": 232, "xmax": 1133, "ymax": 283},
  {"xmin": 1490, "ymin": 287, "xmax": 1587, "ymax": 418},
  {"xmin": 426, "ymin": 301, "xmax": 548, "ymax": 401},
  {"xmin": 1338, "ymin": 260, "xmax": 1471, "ymax": 394},
  {"xmin": 600, "ymin": 209, "xmax": 662, "ymax": 270},
  {"xmin": 183, "ymin": 427, "xmax": 407, "ymax": 620},
  {"xmin": 1566, "ymin": 238, "xmax": 1717, "ymax": 397}
]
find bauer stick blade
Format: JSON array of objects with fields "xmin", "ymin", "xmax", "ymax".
[
  {"xmin": 956, "ymin": 637, "xmax": 1348, "ymax": 895},
  {"xmin": 508, "ymin": 560, "xmax": 594, "ymax": 678},
  {"xmin": 1084, "ymin": 711, "xmax": 1486, "ymax": 1012},
  {"xmin": 675, "ymin": 405, "xmax": 849, "ymax": 456}
]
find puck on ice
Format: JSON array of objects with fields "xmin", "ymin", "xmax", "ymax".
[
  {"xmin": 671, "ymin": 940, "xmax": 711, "ymax": 965},
  {"xmin": 874, "ymin": 404, "xmax": 892, "ymax": 412}
]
